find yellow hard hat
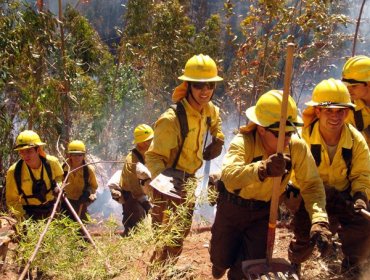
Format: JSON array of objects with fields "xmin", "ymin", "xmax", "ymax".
[
  {"xmin": 305, "ymin": 78, "xmax": 355, "ymax": 108},
  {"xmin": 14, "ymin": 130, "xmax": 46, "ymax": 151},
  {"xmin": 67, "ymin": 140, "xmax": 86, "ymax": 154},
  {"xmin": 178, "ymin": 54, "xmax": 223, "ymax": 82},
  {"xmin": 133, "ymin": 124, "xmax": 154, "ymax": 144},
  {"xmin": 246, "ymin": 90, "xmax": 303, "ymax": 131},
  {"xmin": 342, "ymin": 55, "xmax": 370, "ymax": 84}
]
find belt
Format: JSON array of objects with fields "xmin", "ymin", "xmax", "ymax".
[{"xmin": 222, "ymin": 191, "xmax": 269, "ymax": 210}]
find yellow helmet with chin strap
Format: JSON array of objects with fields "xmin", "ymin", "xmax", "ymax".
[
  {"xmin": 133, "ymin": 124, "xmax": 154, "ymax": 144},
  {"xmin": 67, "ymin": 140, "xmax": 86, "ymax": 154},
  {"xmin": 342, "ymin": 55, "xmax": 370, "ymax": 84},
  {"xmin": 14, "ymin": 130, "xmax": 46, "ymax": 151},
  {"xmin": 245, "ymin": 90, "xmax": 303, "ymax": 132},
  {"xmin": 305, "ymin": 78, "xmax": 355, "ymax": 108},
  {"xmin": 178, "ymin": 54, "xmax": 223, "ymax": 82}
]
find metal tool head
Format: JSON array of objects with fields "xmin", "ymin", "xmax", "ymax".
[
  {"xmin": 242, "ymin": 258, "xmax": 299, "ymax": 280},
  {"xmin": 149, "ymin": 173, "xmax": 182, "ymax": 200}
]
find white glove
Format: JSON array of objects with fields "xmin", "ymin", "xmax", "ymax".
[
  {"xmin": 111, "ymin": 189, "xmax": 122, "ymax": 199},
  {"xmin": 136, "ymin": 162, "xmax": 151, "ymax": 180},
  {"xmin": 88, "ymin": 193, "xmax": 97, "ymax": 202}
]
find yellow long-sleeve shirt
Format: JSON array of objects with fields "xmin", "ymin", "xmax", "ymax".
[
  {"xmin": 63, "ymin": 161, "xmax": 98, "ymax": 201},
  {"xmin": 6, "ymin": 155, "xmax": 64, "ymax": 218},
  {"xmin": 221, "ymin": 131, "xmax": 328, "ymax": 224},
  {"xmin": 301, "ymin": 122, "xmax": 370, "ymax": 199},
  {"xmin": 120, "ymin": 149, "xmax": 146, "ymax": 199},
  {"xmin": 146, "ymin": 98, "xmax": 224, "ymax": 179},
  {"xmin": 346, "ymin": 99, "xmax": 370, "ymax": 148}
]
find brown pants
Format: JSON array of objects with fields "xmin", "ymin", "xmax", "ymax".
[
  {"xmin": 122, "ymin": 195, "xmax": 146, "ymax": 233},
  {"xmin": 150, "ymin": 188, "xmax": 194, "ymax": 264},
  {"xmin": 210, "ymin": 192, "xmax": 270, "ymax": 280},
  {"xmin": 61, "ymin": 199, "xmax": 88, "ymax": 221},
  {"xmin": 288, "ymin": 192, "xmax": 370, "ymax": 268}
]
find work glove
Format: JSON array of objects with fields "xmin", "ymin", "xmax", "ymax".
[
  {"xmin": 258, "ymin": 153, "xmax": 291, "ymax": 181},
  {"xmin": 310, "ymin": 222, "xmax": 332, "ymax": 257},
  {"xmin": 111, "ymin": 189, "xmax": 122, "ymax": 200},
  {"xmin": 136, "ymin": 162, "xmax": 152, "ymax": 180},
  {"xmin": 203, "ymin": 137, "xmax": 224, "ymax": 161},
  {"xmin": 353, "ymin": 191, "xmax": 369, "ymax": 213},
  {"xmin": 88, "ymin": 193, "xmax": 97, "ymax": 202}
]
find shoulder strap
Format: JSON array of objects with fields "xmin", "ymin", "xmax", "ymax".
[
  {"xmin": 14, "ymin": 159, "xmax": 28, "ymax": 204},
  {"xmin": 310, "ymin": 144, "xmax": 322, "ymax": 167},
  {"xmin": 342, "ymin": 148, "xmax": 352, "ymax": 178},
  {"xmin": 353, "ymin": 109, "xmax": 364, "ymax": 131},
  {"xmin": 170, "ymin": 102, "xmax": 189, "ymax": 169},
  {"xmin": 132, "ymin": 148, "xmax": 145, "ymax": 164},
  {"xmin": 62, "ymin": 163, "xmax": 68, "ymax": 178},
  {"xmin": 40, "ymin": 156, "xmax": 56, "ymax": 190},
  {"xmin": 83, "ymin": 161, "xmax": 90, "ymax": 191}
]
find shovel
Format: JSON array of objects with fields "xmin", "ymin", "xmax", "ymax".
[{"xmin": 242, "ymin": 43, "xmax": 299, "ymax": 280}]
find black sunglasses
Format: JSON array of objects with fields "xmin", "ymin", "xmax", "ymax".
[
  {"xmin": 266, "ymin": 128, "xmax": 294, "ymax": 138},
  {"xmin": 191, "ymin": 82, "xmax": 216, "ymax": 90}
]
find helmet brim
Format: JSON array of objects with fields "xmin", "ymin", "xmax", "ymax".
[
  {"xmin": 133, "ymin": 134, "xmax": 154, "ymax": 145},
  {"xmin": 178, "ymin": 75, "xmax": 223, "ymax": 82},
  {"xmin": 245, "ymin": 106, "xmax": 303, "ymax": 132},
  {"xmin": 14, "ymin": 142, "xmax": 46, "ymax": 151},
  {"xmin": 305, "ymin": 101, "xmax": 355, "ymax": 109}
]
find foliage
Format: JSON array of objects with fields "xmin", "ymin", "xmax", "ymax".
[
  {"xmin": 14, "ymin": 180, "xmax": 199, "ymax": 279},
  {"xmin": 228, "ymin": 0, "xmax": 352, "ymax": 114}
]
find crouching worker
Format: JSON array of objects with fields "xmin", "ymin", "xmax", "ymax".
[
  {"xmin": 210, "ymin": 90, "xmax": 330, "ymax": 279},
  {"xmin": 5, "ymin": 130, "xmax": 64, "ymax": 220},
  {"xmin": 288, "ymin": 79, "xmax": 370, "ymax": 278},
  {"xmin": 114, "ymin": 124, "xmax": 154, "ymax": 234},
  {"xmin": 61, "ymin": 140, "xmax": 98, "ymax": 221}
]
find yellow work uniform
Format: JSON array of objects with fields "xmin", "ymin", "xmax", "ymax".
[
  {"xmin": 346, "ymin": 99, "xmax": 370, "ymax": 148},
  {"xmin": 146, "ymin": 98, "xmax": 224, "ymax": 178},
  {"xmin": 63, "ymin": 162, "xmax": 98, "ymax": 200},
  {"xmin": 222, "ymin": 132, "xmax": 328, "ymax": 223},
  {"xmin": 120, "ymin": 149, "xmax": 146, "ymax": 199},
  {"xmin": 301, "ymin": 122, "xmax": 370, "ymax": 199},
  {"xmin": 5, "ymin": 155, "xmax": 64, "ymax": 218}
]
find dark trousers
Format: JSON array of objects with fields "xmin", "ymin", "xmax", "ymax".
[
  {"xmin": 61, "ymin": 199, "xmax": 88, "ymax": 221},
  {"xmin": 288, "ymin": 191, "xmax": 370, "ymax": 268},
  {"xmin": 122, "ymin": 194, "xmax": 146, "ymax": 232},
  {"xmin": 150, "ymin": 188, "xmax": 194, "ymax": 264},
  {"xmin": 23, "ymin": 201, "xmax": 55, "ymax": 220},
  {"xmin": 210, "ymin": 192, "xmax": 270, "ymax": 280}
]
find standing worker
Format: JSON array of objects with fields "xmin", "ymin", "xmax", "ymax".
[
  {"xmin": 110, "ymin": 124, "xmax": 153, "ymax": 234},
  {"xmin": 146, "ymin": 54, "xmax": 224, "ymax": 264},
  {"xmin": 210, "ymin": 90, "xmax": 331, "ymax": 279},
  {"xmin": 61, "ymin": 140, "xmax": 98, "ymax": 221},
  {"xmin": 5, "ymin": 130, "xmax": 64, "ymax": 220},
  {"xmin": 289, "ymin": 79, "xmax": 370, "ymax": 278},
  {"xmin": 342, "ymin": 55, "xmax": 370, "ymax": 147}
]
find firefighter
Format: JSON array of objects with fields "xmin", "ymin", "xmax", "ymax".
[
  {"xmin": 289, "ymin": 78, "xmax": 370, "ymax": 278},
  {"xmin": 146, "ymin": 54, "xmax": 224, "ymax": 264},
  {"xmin": 5, "ymin": 130, "xmax": 64, "ymax": 220},
  {"xmin": 110, "ymin": 124, "xmax": 153, "ymax": 234},
  {"xmin": 342, "ymin": 55, "xmax": 370, "ymax": 147},
  {"xmin": 61, "ymin": 140, "xmax": 98, "ymax": 221},
  {"xmin": 210, "ymin": 90, "xmax": 330, "ymax": 279}
]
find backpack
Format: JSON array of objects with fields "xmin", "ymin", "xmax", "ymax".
[
  {"xmin": 14, "ymin": 157, "xmax": 56, "ymax": 204},
  {"xmin": 170, "ymin": 101, "xmax": 211, "ymax": 169}
]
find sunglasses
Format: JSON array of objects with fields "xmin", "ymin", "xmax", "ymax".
[
  {"xmin": 191, "ymin": 82, "xmax": 216, "ymax": 90},
  {"xmin": 266, "ymin": 128, "xmax": 294, "ymax": 138}
]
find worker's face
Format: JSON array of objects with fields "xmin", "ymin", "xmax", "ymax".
[
  {"xmin": 315, "ymin": 107, "xmax": 349, "ymax": 132},
  {"xmin": 257, "ymin": 126, "xmax": 293, "ymax": 155},
  {"xmin": 188, "ymin": 82, "xmax": 215, "ymax": 109},
  {"xmin": 19, "ymin": 147, "xmax": 40, "ymax": 167},
  {"xmin": 137, "ymin": 139, "xmax": 152, "ymax": 152},
  {"xmin": 69, "ymin": 153, "xmax": 85, "ymax": 166},
  {"xmin": 346, "ymin": 83, "xmax": 369, "ymax": 100}
]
